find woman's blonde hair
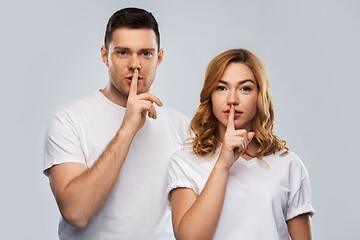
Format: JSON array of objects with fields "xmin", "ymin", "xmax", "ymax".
[{"xmin": 189, "ymin": 48, "xmax": 288, "ymax": 158}]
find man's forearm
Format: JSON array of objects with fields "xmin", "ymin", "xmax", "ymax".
[{"xmin": 51, "ymin": 127, "xmax": 136, "ymax": 228}]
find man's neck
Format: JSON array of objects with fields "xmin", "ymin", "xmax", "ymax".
[{"xmin": 100, "ymin": 86, "xmax": 127, "ymax": 107}]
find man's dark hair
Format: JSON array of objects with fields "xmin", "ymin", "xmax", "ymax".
[{"xmin": 104, "ymin": 7, "xmax": 160, "ymax": 50}]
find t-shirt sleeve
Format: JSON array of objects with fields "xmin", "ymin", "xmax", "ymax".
[
  {"xmin": 166, "ymin": 151, "xmax": 198, "ymax": 206},
  {"xmin": 43, "ymin": 109, "xmax": 87, "ymax": 176},
  {"xmin": 286, "ymin": 158, "xmax": 315, "ymax": 220}
]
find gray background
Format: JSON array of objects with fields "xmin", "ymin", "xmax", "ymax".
[{"xmin": 1, "ymin": 0, "xmax": 359, "ymax": 239}]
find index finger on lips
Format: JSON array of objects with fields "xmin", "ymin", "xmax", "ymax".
[
  {"xmin": 129, "ymin": 69, "xmax": 138, "ymax": 98},
  {"xmin": 227, "ymin": 104, "xmax": 235, "ymax": 132}
]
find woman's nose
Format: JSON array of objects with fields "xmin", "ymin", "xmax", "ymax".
[{"xmin": 226, "ymin": 90, "xmax": 239, "ymax": 106}]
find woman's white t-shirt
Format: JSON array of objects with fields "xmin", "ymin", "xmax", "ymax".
[{"xmin": 167, "ymin": 147, "xmax": 315, "ymax": 240}]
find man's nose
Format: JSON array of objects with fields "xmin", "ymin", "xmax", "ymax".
[{"xmin": 129, "ymin": 54, "xmax": 141, "ymax": 70}]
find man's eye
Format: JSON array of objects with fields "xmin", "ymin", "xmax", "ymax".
[
  {"xmin": 117, "ymin": 51, "xmax": 127, "ymax": 55},
  {"xmin": 142, "ymin": 52, "xmax": 152, "ymax": 57},
  {"xmin": 215, "ymin": 86, "xmax": 226, "ymax": 91}
]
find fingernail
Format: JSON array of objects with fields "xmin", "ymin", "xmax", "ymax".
[
  {"xmin": 242, "ymin": 152, "xmax": 245, "ymax": 155},
  {"xmin": 230, "ymin": 104, "xmax": 232, "ymax": 108},
  {"xmin": 247, "ymin": 145, "xmax": 248, "ymax": 150}
]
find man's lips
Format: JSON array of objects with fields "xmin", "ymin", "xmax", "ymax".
[{"xmin": 125, "ymin": 75, "xmax": 143, "ymax": 83}]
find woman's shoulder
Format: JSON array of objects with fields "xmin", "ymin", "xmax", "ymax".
[
  {"xmin": 268, "ymin": 150, "xmax": 309, "ymax": 174},
  {"xmin": 268, "ymin": 149, "xmax": 302, "ymax": 162},
  {"xmin": 170, "ymin": 146, "xmax": 218, "ymax": 169},
  {"xmin": 171, "ymin": 145, "xmax": 194, "ymax": 159}
]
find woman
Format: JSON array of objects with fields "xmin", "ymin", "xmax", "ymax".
[{"xmin": 167, "ymin": 49, "xmax": 315, "ymax": 240}]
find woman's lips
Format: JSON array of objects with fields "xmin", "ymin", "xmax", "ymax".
[{"xmin": 224, "ymin": 110, "xmax": 243, "ymax": 118}]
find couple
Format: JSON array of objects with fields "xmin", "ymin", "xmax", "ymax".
[{"xmin": 43, "ymin": 7, "xmax": 315, "ymax": 240}]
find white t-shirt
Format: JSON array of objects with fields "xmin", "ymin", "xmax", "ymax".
[
  {"xmin": 167, "ymin": 146, "xmax": 315, "ymax": 240},
  {"xmin": 44, "ymin": 91, "xmax": 189, "ymax": 240}
]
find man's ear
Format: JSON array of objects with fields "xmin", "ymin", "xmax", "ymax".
[
  {"xmin": 101, "ymin": 46, "xmax": 109, "ymax": 67},
  {"xmin": 157, "ymin": 49, "xmax": 164, "ymax": 66}
]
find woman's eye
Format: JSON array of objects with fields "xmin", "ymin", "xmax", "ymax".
[
  {"xmin": 241, "ymin": 86, "xmax": 251, "ymax": 91},
  {"xmin": 215, "ymin": 86, "xmax": 226, "ymax": 91}
]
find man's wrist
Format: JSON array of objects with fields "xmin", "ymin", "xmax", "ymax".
[{"xmin": 117, "ymin": 125, "xmax": 137, "ymax": 141}]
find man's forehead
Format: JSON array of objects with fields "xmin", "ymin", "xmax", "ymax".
[{"xmin": 110, "ymin": 28, "xmax": 158, "ymax": 49}]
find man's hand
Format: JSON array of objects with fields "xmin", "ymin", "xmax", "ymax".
[
  {"xmin": 120, "ymin": 69, "xmax": 163, "ymax": 134},
  {"xmin": 218, "ymin": 104, "xmax": 255, "ymax": 170}
]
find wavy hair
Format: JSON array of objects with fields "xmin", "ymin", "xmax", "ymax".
[{"xmin": 189, "ymin": 49, "xmax": 288, "ymax": 159}]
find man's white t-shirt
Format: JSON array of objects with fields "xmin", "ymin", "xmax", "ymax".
[
  {"xmin": 44, "ymin": 91, "xmax": 189, "ymax": 240},
  {"xmin": 167, "ymin": 146, "xmax": 315, "ymax": 240}
]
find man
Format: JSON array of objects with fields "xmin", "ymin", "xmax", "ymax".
[{"xmin": 43, "ymin": 8, "xmax": 189, "ymax": 239}]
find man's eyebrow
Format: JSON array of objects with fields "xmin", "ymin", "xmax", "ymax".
[
  {"xmin": 140, "ymin": 48, "xmax": 156, "ymax": 52},
  {"xmin": 113, "ymin": 47, "xmax": 156, "ymax": 52},
  {"xmin": 113, "ymin": 47, "xmax": 130, "ymax": 51},
  {"xmin": 218, "ymin": 79, "xmax": 255, "ymax": 85}
]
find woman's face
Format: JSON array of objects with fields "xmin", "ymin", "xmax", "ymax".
[{"xmin": 211, "ymin": 62, "xmax": 258, "ymax": 137}]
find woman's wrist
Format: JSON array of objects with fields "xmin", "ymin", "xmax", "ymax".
[{"xmin": 214, "ymin": 160, "xmax": 232, "ymax": 172}]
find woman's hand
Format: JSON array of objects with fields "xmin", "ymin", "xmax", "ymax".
[{"xmin": 217, "ymin": 104, "xmax": 255, "ymax": 170}]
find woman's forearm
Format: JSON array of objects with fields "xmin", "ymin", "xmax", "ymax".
[
  {"xmin": 174, "ymin": 162, "xmax": 230, "ymax": 240},
  {"xmin": 287, "ymin": 213, "xmax": 313, "ymax": 240}
]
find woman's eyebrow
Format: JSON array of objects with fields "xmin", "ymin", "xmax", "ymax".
[
  {"xmin": 218, "ymin": 80, "xmax": 228, "ymax": 85},
  {"xmin": 238, "ymin": 79, "xmax": 255, "ymax": 85},
  {"xmin": 218, "ymin": 79, "xmax": 255, "ymax": 85}
]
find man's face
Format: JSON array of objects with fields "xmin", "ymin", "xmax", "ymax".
[{"xmin": 101, "ymin": 28, "xmax": 163, "ymax": 106}]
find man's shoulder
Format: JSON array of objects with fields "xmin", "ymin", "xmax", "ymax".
[
  {"xmin": 52, "ymin": 91, "xmax": 100, "ymax": 117},
  {"xmin": 59, "ymin": 91, "xmax": 99, "ymax": 110},
  {"xmin": 158, "ymin": 105, "xmax": 189, "ymax": 123},
  {"xmin": 159, "ymin": 105, "xmax": 186, "ymax": 116},
  {"xmin": 152, "ymin": 105, "xmax": 190, "ymax": 141},
  {"xmin": 158, "ymin": 105, "xmax": 190, "ymax": 132}
]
